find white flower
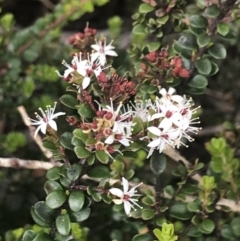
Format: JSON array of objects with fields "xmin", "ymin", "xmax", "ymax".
[
  {"xmin": 147, "ymin": 119, "xmax": 179, "ymax": 158},
  {"xmin": 109, "ymin": 177, "xmax": 142, "ymax": 216},
  {"xmin": 159, "ymin": 87, "xmax": 184, "ymax": 103},
  {"xmin": 103, "ymin": 99, "xmax": 133, "ymax": 137},
  {"xmin": 130, "ymin": 100, "xmax": 151, "ymax": 122},
  {"xmin": 91, "ymin": 38, "xmax": 118, "ymax": 66},
  {"xmin": 29, "ymin": 102, "xmax": 65, "ymax": 137}
]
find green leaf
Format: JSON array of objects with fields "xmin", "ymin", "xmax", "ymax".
[
  {"xmin": 132, "ymin": 24, "xmax": 146, "ymax": 35},
  {"xmin": 142, "ymin": 196, "xmax": 155, "ymax": 206},
  {"xmin": 67, "ymin": 164, "xmax": 82, "ymax": 181},
  {"xmin": 204, "ymin": 5, "xmax": 220, "ymax": 18},
  {"xmin": 189, "ymin": 15, "xmax": 208, "ymax": 28},
  {"xmin": 60, "ymin": 94, "xmax": 78, "ymax": 109},
  {"xmin": 195, "ymin": 58, "xmax": 212, "ymax": 75},
  {"xmin": 170, "ymin": 203, "xmax": 192, "ymax": 220},
  {"xmin": 23, "ymin": 49, "xmax": 39, "ymax": 62},
  {"xmin": 43, "ymin": 140, "xmax": 58, "ymax": 151},
  {"xmin": 95, "ymin": 150, "xmax": 109, "ymax": 164},
  {"xmin": 32, "ymin": 232, "xmax": 52, "ymax": 241},
  {"xmin": 139, "ymin": 3, "xmax": 154, "ymax": 13},
  {"xmin": 31, "ymin": 207, "xmax": 50, "ymax": 228},
  {"xmin": 69, "ymin": 208, "xmax": 91, "ymax": 222},
  {"xmin": 147, "ymin": 42, "xmax": 160, "ymax": 52},
  {"xmin": 150, "ymin": 152, "xmax": 167, "ymax": 174},
  {"xmin": 141, "ymin": 209, "xmax": 155, "ymax": 220},
  {"xmin": 178, "ymin": 33, "xmax": 197, "ymax": 50},
  {"xmin": 208, "ymin": 43, "xmax": 226, "ymax": 59},
  {"xmin": 22, "ymin": 230, "xmax": 36, "ymax": 241},
  {"xmin": 217, "ymin": 23, "xmax": 230, "ymax": 36},
  {"xmin": 88, "ymin": 166, "xmax": 110, "ymax": 178},
  {"xmin": 188, "ymin": 75, "xmax": 208, "ymax": 88},
  {"xmin": 197, "ymin": 33, "xmax": 211, "ymax": 47},
  {"xmin": 209, "ymin": 61, "xmax": 219, "ymax": 75},
  {"xmin": 34, "ymin": 201, "xmax": 55, "ymax": 224},
  {"xmin": 56, "ymin": 213, "xmax": 71, "ymax": 236},
  {"xmin": 46, "ymin": 167, "xmax": 60, "ymax": 180},
  {"xmin": 132, "ymin": 233, "xmax": 152, "ymax": 241},
  {"xmin": 187, "ymin": 202, "xmax": 200, "ymax": 212},
  {"xmin": 60, "ymin": 132, "xmax": 74, "ymax": 150},
  {"xmin": 78, "ymin": 104, "xmax": 95, "ymax": 119},
  {"xmin": 44, "ymin": 180, "xmax": 63, "ymax": 194},
  {"xmin": 199, "ymin": 219, "xmax": 215, "ymax": 234},
  {"xmin": 46, "ymin": 190, "xmax": 67, "ymax": 209},
  {"xmin": 231, "ymin": 217, "xmax": 240, "ymax": 237},
  {"xmin": 74, "ymin": 146, "xmax": 91, "ymax": 158},
  {"xmin": 73, "ymin": 129, "xmax": 88, "ymax": 141},
  {"xmin": 68, "ymin": 191, "xmax": 85, "ymax": 212},
  {"xmin": 221, "ymin": 224, "xmax": 237, "ymax": 240}
]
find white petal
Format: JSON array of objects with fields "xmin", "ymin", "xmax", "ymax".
[
  {"xmin": 63, "ymin": 68, "xmax": 74, "ymax": 78},
  {"xmin": 168, "ymin": 87, "xmax": 176, "ymax": 95},
  {"xmin": 40, "ymin": 123, "xmax": 47, "ymax": 134},
  {"xmin": 82, "ymin": 77, "xmax": 91, "ymax": 89},
  {"xmin": 105, "ymin": 50, "xmax": 118, "ymax": 57},
  {"xmin": 123, "ymin": 201, "xmax": 131, "ymax": 215},
  {"xmin": 122, "ymin": 177, "xmax": 129, "ymax": 193},
  {"xmin": 105, "ymin": 135, "xmax": 114, "ymax": 145},
  {"xmin": 171, "ymin": 95, "xmax": 184, "ymax": 103},
  {"xmin": 112, "ymin": 199, "xmax": 123, "ymax": 205},
  {"xmin": 51, "ymin": 112, "xmax": 66, "ymax": 119},
  {"xmin": 150, "ymin": 113, "xmax": 163, "ymax": 121},
  {"xmin": 119, "ymin": 138, "xmax": 130, "ymax": 146},
  {"xmin": 159, "ymin": 88, "xmax": 167, "ymax": 96},
  {"xmin": 48, "ymin": 120, "xmax": 57, "ymax": 131},
  {"xmin": 147, "ymin": 126, "xmax": 161, "ymax": 136},
  {"xmin": 147, "ymin": 147, "xmax": 154, "ymax": 159},
  {"xmin": 90, "ymin": 52, "xmax": 100, "ymax": 62},
  {"xmin": 91, "ymin": 44, "xmax": 100, "ymax": 52},
  {"xmin": 158, "ymin": 139, "xmax": 166, "ymax": 152},
  {"xmin": 159, "ymin": 118, "xmax": 172, "ymax": 131},
  {"xmin": 109, "ymin": 188, "xmax": 123, "ymax": 198},
  {"xmin": 34, "ymin": 125, "xmax": 42, "ymax": 137},
  {"xmin": 148, "ymin": 138, "xmax": 161, "ymax": 148}
]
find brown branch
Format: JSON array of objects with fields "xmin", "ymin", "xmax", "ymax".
[
  {"xmin": 17, "ymin": 105, "xmax": 53, "ymax": 159},
  {"xmin": 38, "ymin": 0, "xmax": 55, "ymax": 11},
  {"xmin": 16, "ymin": 0, "xmax": 89, "ymax": 55},
  {"xmin": 0, "ymin": 157, "xmax": 61, "ymax": 169}
]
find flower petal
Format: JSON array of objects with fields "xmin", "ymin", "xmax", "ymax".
[
  {"xmin": 148, "ymin": 138, "xmax": 161, "ymax": 148},
  {"xmin": 40, "ymin": 123, "xmax": 47, "ymax": 134},
  {"xmin": 122, "ymin": 177, "xmax": 129, "ymax": 193},
  {"xmin": 112, "ymin": 199, "xmax": 123, "ymax": 205},
  {"xmin": 109, "ymin": 188, "xmax": 123, "ymax": 198},
  {"xmin": 48, "ymin": 120, "xmax": 57, "ymax": 131},
  {"xmin": 82, "ymin": 77, "xmax": 91, "ymax": 89},
  {"xmin": 123, "ymin": 200, "xmax": 131, "ymax": 215},
  {"xmin": 147, "ymin": 126, "xmax": 161, "ymax": 136}
]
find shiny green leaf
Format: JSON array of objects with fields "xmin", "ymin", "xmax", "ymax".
[
  {"xmin": 88, "ymin": 166, "xmax": 110, "ymax": 178},
  {"xmin": 46, "ymin": 190, "xmax": 67, "ymax": 209},
  {"xmin": 60, "ymin": 94, "xmax": 78, "ymax": 109},
  {"xmin": 56, "ymin": 213, "xmax": 71, "ymax": 236},
  {"xmin": 68, "ymin": 191, "xmax": 85, "ymax": 212}
]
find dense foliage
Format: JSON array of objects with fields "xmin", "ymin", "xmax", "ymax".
[{"xmin": 1, "ymin": 0, "xmax": 240, "ymax": 241}]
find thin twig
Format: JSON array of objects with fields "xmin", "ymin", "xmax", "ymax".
[
  {"xmin": 38, "ymin": 0, "xmax": 55, "ymax": 11},
  {"xmin": 163, "ymin": 145, "xmax": 202, "ymax": 183},
  {"xmin": 17, "ymin": 105, "xmax": 53, "ymax": 159},
  {"xmin": 16, "ymin": 0, "xmax": 89, "ymax": 55},
  {"xmin": 0, "ymin": 157, "xmax": 61, "ymax": 169}
]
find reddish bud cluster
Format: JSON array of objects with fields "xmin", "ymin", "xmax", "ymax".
[
  {"xmin": 143, "ymin": 49, "xmax": 190, "ymax": 79},
  {"xmin": 97, "ymin": 72, "xmax": 136, "ymax": 101},
  {"xmin": 68, "ymin": 26, "xmax": 97, "ymax": 50},
  {"xmin": 170, "ymin": 56, "xmax": 190, "ymax": 78}
]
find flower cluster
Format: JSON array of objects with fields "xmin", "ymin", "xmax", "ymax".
[
  {"xmin": 146, "ymin": 87, "xmax": 201, "ymax": 158},
  {"xmin": 109, "ymin": 177, "xmax": 142, "ymax": 216}
]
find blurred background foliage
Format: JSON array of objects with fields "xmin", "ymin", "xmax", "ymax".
[{"xmin": 1, "ymin": 0, "xmax": 240, "ymax": 240}]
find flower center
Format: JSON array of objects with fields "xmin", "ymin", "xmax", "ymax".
[{"xmin": 123, "ymin": 194, "xmax": 130, "ymax": 201}]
